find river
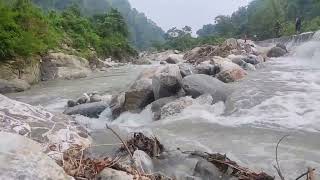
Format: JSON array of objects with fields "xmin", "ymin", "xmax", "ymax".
[{"xmin": 8, "ymin": 34, "xmax": 320, "ymax": 179}]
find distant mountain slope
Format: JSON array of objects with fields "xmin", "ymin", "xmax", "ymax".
[{"xmin": 32, "ymin": 0, "xmax": 165, "ymax": 49}]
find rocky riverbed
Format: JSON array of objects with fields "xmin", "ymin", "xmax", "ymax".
[{"xmin": 1, "ymin": 33, "xmax": 320, "ymax": 179}]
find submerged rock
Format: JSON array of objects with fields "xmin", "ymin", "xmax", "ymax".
[
  {"xmin": 160, "ymin": 96, "xmax": 193, "ymax": 119},
  {"xmin": 133, "ymin": 150, "xmax": 154, "ymax": 174},
  {"xmin": 64, "ymin": 101, "xmax": 109, "ymax": 118},
  {"xmin": 267, "ymin": 47, "xmax": 287, "ymax": 57},
  {"xmin": 0, "ymin": 79, "xmax": 30, "ymax": 94},
  {"xmin": 0, "ymin": 94, "xmax": 91, "ymax": 161},
  {"xmin": 124, "ymin": 79, "xmax": 154, "ymax": 112},
  {"xmin": 152, "ymin": 64, "xmax": 182, "ymax": 100},
  {"xmin": 0, "ymin": 132, "xmax": 73, "ymax": 180},
  {"xmin": 182, "ymin": 74, "xmax": 230, "ymax": 103},
  {"xmin": 276, "ymin": 43, "xmax": 288, "ymax": 52},
  {"xmin": 151, "ymin": 96, "xmax": 178, "ymax": 120}
]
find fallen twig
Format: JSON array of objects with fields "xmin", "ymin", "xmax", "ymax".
[
  {"xmin": 274, "ymin": 134, "xmax": 290, "ymax": 180},
  {"xmin": 106, "ymin": 124, "xmax": 133, "ymax": 159}
]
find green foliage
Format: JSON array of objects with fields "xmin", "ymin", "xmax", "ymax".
[
  {"xmin": 156, "ymin": 26, "xmax": 225, "ymax": 51},
  {"xmin": 32, "ymin": 0, "xmax": 166, "ymax": 50},
  {"xmin": 0, "ymin": 0, "xmax": 136, "ymax": 63},
  {"xmin": 0, "ymin": 0, "xmax": 59, "ymax": 61},
  {"xmin": 197, "ymin": 0, "xmax": 320, "ymax": 40}
]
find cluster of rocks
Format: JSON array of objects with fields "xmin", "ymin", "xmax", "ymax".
[{"xmin": 63, "ymin": 39, "xmax": 289, "ymax": 121}]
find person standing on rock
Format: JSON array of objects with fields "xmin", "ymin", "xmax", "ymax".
[{"xmin": 295, "ymin": 17, "xmax": 302, "ymax": 34}]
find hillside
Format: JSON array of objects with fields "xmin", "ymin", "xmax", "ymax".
[{"xmin": 32, "ymin": 0, "xmax": 165, "ymax": 49}]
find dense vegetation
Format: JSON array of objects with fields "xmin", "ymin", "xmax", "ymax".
[
  {"xmin": 196, "ymin": 0, "xmax": 320, "ymax": 40},
  {"xmin": 0, "ymin": 0, "xmax": 136, "ymax": 62},
  {"xmin": 32, "ymin": 0, "xmax": 165, "ymax": 49},
  {"xmin": 153, "ymin": 26, "xmax": 225, "ymax": 51}
]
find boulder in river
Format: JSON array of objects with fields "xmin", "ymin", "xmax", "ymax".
[
  {"xmin": 267, "ymin": 47, "xmax": 287, "ymax": 57},
  {"xmin": 165, "ymin": 54, "xmax": 183, "ymax": 64},
  {"xmin": 182, "ymin": 74, "xmax": 230, "ymax": 103},
  {"xmin": 214, "ymin": 60, "xmax": 247, "ymax": 83},
  {"xmin": 0, "ymin": 94, "xmax": 91, "ymax": 161},
  {"xmin": 195, "ymin": 63, "xmax": 218, "ymax": 76},
  {"xmin": 124, "ymin": 78, "xmax": 154, "ymax": 112},
  {"xmin": 110, "ymin": 93, "xmax": 126, "ymax": 119},
  {"xmin": 151, "ymin": 96, "xmax": 178, "ymax": 120},
  {"xmin": 0, "ymin": 79, "xmax": 31, "ymax": 94},
  {"xmin": 0, "ymin": 132, "xmax": 73, "ymax": 180},
  {"xmin": 276, "ymin": 43, "xmax": 288, "ymax": 52},
  {"xmin": 152, "ymin": 64, "xmax": 182, "ymax": 100},
  {"xmin": 64, "ymin": 101, "xmax": 109, "ymax": 118},
  {"xmin": 179, "ymin": 63, "xmax": 195, "ymax": 77},
  {"xmin": 160, "ymin": 96, "xmax": 194, "ymax": 119}
]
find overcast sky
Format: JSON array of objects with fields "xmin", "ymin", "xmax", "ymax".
[{"xmin": 128, "ymin": 0, "xmax": 250, "ymax": 33}]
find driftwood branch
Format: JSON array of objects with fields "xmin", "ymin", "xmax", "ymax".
[
  {"xmin": 105, "ymin": 124, "xmax": 133, "ymax": 159},
  {"xmin": 274, "ymin": 134, "xmax": 290, "ymax": 180}
]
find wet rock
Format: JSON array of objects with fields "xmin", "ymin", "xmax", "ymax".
[
  {"xmin": 193, "ymin": 159, "xmax": 227, "ymax": 180},
  {"xmin": 151, "ymin": 96, "xmax": 178, "ymax": 120},
  {"xmin": 76, "ymin": 93, "xmax": 91, "ymax": 104},
  {"xmin": 243, "ymin": 63, "xmax": 256, "ymax": 71},
  {"xmin": 179, "ymin": 63, "xmax": 195, "ymax": 77},
  {"xmin": 64, "ymin": 101, "xmax": 109, "ymax": 118},
  {"xmin": 0, "ymin": 94, "xmax": 91, "ymax": 161},
  {"xmin": 133, "ymin": 150, "xmax": 154, "ymax": 174},
  {"xmin": 182, "ymin": 74, "xmax": 230, "ymax": 103},
  {"xmin": 0, "ymin": 79, "xmax": 30, "ymax": 94},
  {"xmin": 276, "ymin": 43, "xmax": 288, "ymax": 52},
  {"xmin": 165, "ymin": 56, "xmax": 180, "ymax": 64},
  {"xmin": 195, "ymin": 64, "xmax": 218, "ymax": 76},
  {"xmin": 267, "ymin": 47, "xmax": 287, "ymax": 57},
  {"xmin": 160, "ymin": 61, "xmax": 167, "ymax": 65},
  {"xmin": 124, "ymin": 79, "xmax": 154, "ymax": 112},
  {"xmin": 215, "ymin": 60, "xmax": 247, "ymax": 83},
  {"xmin": 67, "ymin": 99, "xmax": 77, "ymax": 107},
  {"xmin": 97, "ymin": 168, "xmax": 133, "ymax": 180},
  {"xmin": 110, "ymin": 93, "xmax": 126, "ymax": 119},
  {"xmin": 160, "ymin": 96, "xmax": 193, "ymax": 119},
  {"xmin": 41, "ymin": 52, "xmax": 91, "ymax": 81},
  {"xmin": 90, "ymin": 93, "xmax": 103, "ymax": 103},
  {"xmin": 243, "ymin": 55, "xmax": 260, "ymax": 65},
  {"xmin": 0, "ymin": 132, "xmax": 73, "ymax": 180},
  {"xmin": 152, "ymin": 64, "xmax": 182, "ymax": 100},
  {"xmin": 195, "ymin": 94, "xmax": 213, "ymax": 105}
]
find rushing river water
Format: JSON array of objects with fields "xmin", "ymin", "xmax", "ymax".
[{"xmin": 8, "ymin": 34, "xmax": 320, "ymax": 179}]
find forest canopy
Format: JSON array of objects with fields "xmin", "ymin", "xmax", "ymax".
[{"xmin": 196, "ymin": 0, "xmax": 320, "ymax": 40}]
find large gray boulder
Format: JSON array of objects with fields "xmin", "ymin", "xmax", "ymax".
[
  {"xmin": 64, "ymin": 101, "xmax": 109, "ymax": 118},
  {"xmin": 182, "ymin": 74, "xmax": 230, "ymax": 103},
  {"xmin": 41, "ymin": 52, "xmax": 91, "ymax": 81},
  {"xmin": 267, "ymin": 47, "xmax": 287, "ymax": 57},
  {"xmin": 151, "ymin": 96, "xmax": 178, "ymax": 120},
  {"xmin": 124, "ymin": 79, "xmax": 154, "ymax": 112},
  {"xmin": 0, "ymin": 79, "xmax": 30, "ymax": 94},
  {"xmin": 243, "ymin": 55, "xmax": 260, "ymax": 65},
  {"xmin": 152, "ymin": 65, "xmax": 182, "ymax": 100},
  {"xmin": 0, "ymin": 132, "xmax": 73, "ymax": 180},
  {"xmin": 0, "ymin": 94, "xmax": 91, "ymax": 161}
]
